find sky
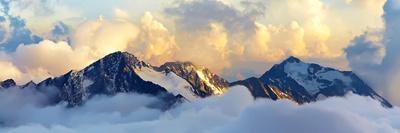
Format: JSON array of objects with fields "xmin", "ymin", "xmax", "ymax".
[{"xmin": 0, "ymin": 0, "xmax": 399, "ymax": 105}]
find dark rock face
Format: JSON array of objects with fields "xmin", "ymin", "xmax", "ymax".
[
  {"xmin": 158, "ymin": 61, "xmax": 229, "ymax": 97},
  {"xmin": 230, "ymin": 77, "xmax": 278, "ymax": 100},
  {"xmin": 0, "ymin": 79, "xmax": 16, "ymax": 88},
  {"xmin": 232, "ymin": 56, "xmax": 392, "ymax": 107},
  {"xmin": 230, "ymin": 77, "xmax": 296, "ymax": 101}
]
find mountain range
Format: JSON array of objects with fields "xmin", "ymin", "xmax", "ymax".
[{"xmin": 0, "ymin": 51, "xmax": 392, "ymax": 108}]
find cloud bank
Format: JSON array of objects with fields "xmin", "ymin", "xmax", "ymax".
[{"xmin": 0, "ymin": 86, "xmax": 399, "ymax": 133}]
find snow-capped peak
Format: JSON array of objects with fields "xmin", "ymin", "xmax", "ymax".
[
  {"xmin": 158, "ymin": 61, "xmax": 229, "ymax": 97},
  {"xmin": 283, "ymin": 56, "xmax": 302, "ymax": 63},
  {"xmin": 282, "ymin": 58, "xmax": 352, "ymax": 95},
  {"xmin": 92, "ymin": 52, "xmax": 200, "ymax": 102},
  {"xmin": 13, "ymin": 51, "xmax": 202, "ymax": 107},
  {"xmin": 134, "ymin": 66, "xmax": 199, "ymax": 102},
  {"xmin": 250, "ymin": 56, "xmax": 392, "ymax": 107}
]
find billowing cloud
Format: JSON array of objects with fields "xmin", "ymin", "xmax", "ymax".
[
  {"xmin": 0, "ymin": 0, "xmax": 42, "ymax": 51},
  {"xmin": 345, "ymin": 0, "xmax": 400, "ymax": 105},
  {"xmin": 0, "ymin": 12, "xmax": 141, "ymax": 83},
  {"xmin": 7, "ymin": 0, "xmax": 81, "ymax": 35},
  {"xmin": 71, "ymin": 17, "xmax": 139, "ymax": 59},
  {"xmin": 50, "ymin": 22, "xmax": 71, "ymax": 42},
  {"xmin": 174, "ymin": 22, "xmax": 232, "ymax": 73},
  {"xmin": 0, "ymin": 85, "xmax": 162, "ymax": 127},
  {"xmin": 14, "ymin": 40, "xmax": 88, "ymax": 76},
  {"xmin": 164, "ymin": 0, "xmax": 284, "ymax": 76},
  {"xmin": 345, "ymin": 31, "xmax": 385, "ymax": 69},
  {"xmin": 260, "ymin": 0, "xmax": 385, "ymax": 68},
  {"xmin": 383, "ymin": 0, "xmax": 400, "ymax": 106},
  {"xmin": 128, "ymin": 12, "xmax": 178, "ymax": 66},
  {"xmin": 0, "ymin": 86, "xmax": 399, "ymax": 132},
  {"xmin": 0, "ymin": 60, "xmax": 22, "ymax": 81},
  {"xmin": 160, "ymin": 0, "xmax": 387, "ymax": 80}
]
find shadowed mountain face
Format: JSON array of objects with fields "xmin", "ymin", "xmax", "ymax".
[
  {"xmin": 0, "ymin": 79, "xmax": 16, "ymax": 89},
  {"xmin": 231, "ymin": 56, "xmax": 392, "ymax": 107},
  {"xmin": 36, "ymin": 52, "xmax": 179, "ymax": 107},
  {"xmin": 1, "ymin": 52, "xmax": 392, "ymax": 108}
]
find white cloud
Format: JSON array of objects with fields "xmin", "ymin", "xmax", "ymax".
[
  {"xmin": 0, "ymin": 61, "xmax": 22, "ymax": 81},
  {"xmin": 14, "ymin": 40, "xmax": 87, "ymax": 76},
  {"xmin": 7, "ymin": 0, "xmax": 81, "ymax": 35},
  {"xmin": 174, "ymin": 22, "xmax": 231, "ymax": 73},
  {"xmin": 71, "ymin": 18, "xmax": 139, "ymax": 59},
  {"xmin": 128, "ymin": 12, "xmax": 178, "ymax": 66},
  {"xmin": 0, "ymin": 14, "xmax": 141, "ymax": 83}
]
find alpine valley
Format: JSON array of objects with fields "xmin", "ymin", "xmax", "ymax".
[{"xmin": 0, "ymin": 51, "xmax": 392, "ymax": 108}]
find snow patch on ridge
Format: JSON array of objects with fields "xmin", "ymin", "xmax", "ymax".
[
  {"xmin": 284, "ymin": 61, "xmax": 353, "ymax": 95},
  {"xmin": 284, "ymin": 62, "xmax": 322, "ymax": 95},
  {"xmin": 134, "ymin": 67, "xmax": 199, "ymax": 101},
  {"xmin": 83, "ymin": 79, "xmax": 94, "ymax": 88},
  {"xmin": 195, "ymin": 69, "xmax": 225, "ymax": 95}
]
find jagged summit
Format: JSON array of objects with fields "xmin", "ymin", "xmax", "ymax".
[
  {"xmin": 104, "ymin": 51, "xmax": 139, "ymax": 61},
  {"xmin": 262, "ymin": 56, "xmax": 343, "ymax": 80},
  {"xmin": 0, "ymin": 79, "xmax": 16, "ymax": 88},
  {"xmin": 260, "ymin": 56, "xmax": 303, "ymax": 80},
  {"xmin": 91, "ymin": 51, "xmax": 149, "ymax": 69},
  {"xmin": 233, "ymin": 55, "xmax": 393, "ymax": 107},
  {"xmin": 283, "ymin": 56, "xmax": 302, "ymax": 63},
  {"xmin": 22, "ymin": 81, "xmax": 37, "ymax": 88}
]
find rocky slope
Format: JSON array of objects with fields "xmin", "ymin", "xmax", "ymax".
[
  {"xmin": 4, "ymin": 52, "xmax": 228, "ymax": 108},
  {"xmin": 231, "ymin": 56, "xmax": 392, "ymax": 107}
]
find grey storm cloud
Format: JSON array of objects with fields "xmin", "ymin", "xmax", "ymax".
[
  {"xmin": 0, "ymin": 0, "xmax": 42, "ymax": 52},
  {"xmin": 0, "ymin": 0, "xmax": 71, "ymax": 52},
  {"xmin": 51, "ymin": 21, "xmax": 71, "ymax": 43},
  {"xmin": 345, "ymin": 0, "xmax": 400, "ymax": 105},
  {"xmin": 345, "ymin": 31, "xmax": 384, "ymax": 66},
  {"xmin": 0, "ymin": 86, "xmax": 399, "ymax": 133},
  {"xmin": 382, "ymin": 0, "xmax": 400, "ymax": 71},
  {"xmin": 344, "ymin": 31, "xmax": 384, "ymax": 83},
  {"xmin": 165, "ymin": 0, "xmax": 264, "ymax": 34}
]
